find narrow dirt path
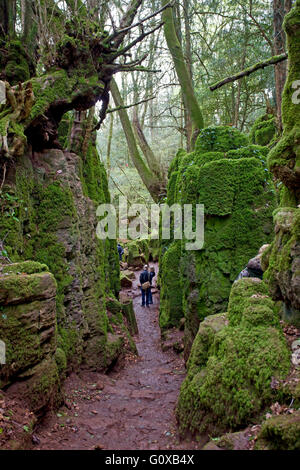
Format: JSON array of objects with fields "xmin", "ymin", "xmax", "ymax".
[{"xmin": 34, "ymin": 265, "xmax": 202, "ymax": 450}]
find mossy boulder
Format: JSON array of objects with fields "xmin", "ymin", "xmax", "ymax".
[
  {"xmin": 255, "ymin": 411, "xmax": 300, "ymax": 450},
  {"xmin": 160, "ymin": 126, "xmax": 276, "ymax": 354},
  {"xmin": 0, "ymin": 265, "xmax": 57, "ymax": 388},
  {"xmin": 0, "ymin": 271, "xmax": 57, "ymax": 305},
  {"xmin": 19, "ymin": 357, "xmax": 63, "ymax": 415},
  {"xmin": 195, "ymin": 126, "xmax": 249, "ymax": 153},
  {"xmin": 250, "ymin": 114, "xmax": 278, "ymax": 147},
  {"xmin": 126, "ymin": 239, "xmax": 149, "ymax": 267},
  {"xmin": 176, "ymin": 279, "xmax": 290, "ymax": 437},
  {"xmin": 120, "ymin": 272, "xmax": 133, "ymax": 288}
]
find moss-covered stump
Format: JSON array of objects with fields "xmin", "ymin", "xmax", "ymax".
[
  {"xmin": 255, "ymin": 411, "xmax": 300, "ymax": 450},
  {"xmin": 176, "ymin": 279, "xmax": 290, "ymax": 437},
  {"xmin": 0, "ymin": 262, "xmax": 62, "ymax": 413},
  {"xmin": 160, "ymin": 126, "xmax": 276, "ymax": 355},
  {"xmin": 250, "ymin": 114, "xmax": 278, "ymax": 147}
]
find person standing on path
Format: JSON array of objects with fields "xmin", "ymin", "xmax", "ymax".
[
  {"xmin": 148, "ymin": 266, "xmax": 155, "ymax": 305},
  {"xmin": 140, "ymin": 265, "xmax": 151, "ymax": 307},
  {"xmin": 117, "ymin": 243, "xmax": 124, "ymax": 261}
]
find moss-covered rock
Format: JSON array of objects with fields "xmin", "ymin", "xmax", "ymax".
[
  {"xmin": 22, "ymin": 357, "xmax": 63, "ymax": 415},
  {"xmin": 255, "ymin": 411, "xmax": 300, "ymax": 450},
  {"xmin": 159, "ymin": 240, "xmax": 182, "ymax": 329},
  {"xmin": 176, "ymin": 279, "xmax": 290, "ymax": 437},
  {"xmin": 250, "ymin": 114, "xmax": 278, "ymax": 147},
  {"xmin": 0, "ymin": 266, "xmax": 57, "ymax": 387},
  {"xmin": 160, "ymin": 126, "xmax": 276, "ymax": 354},
  {"xmin": 0, "ymin": 122, "xmax": 125, "ymax": 401},
  {"xmin": 125, "ymin": 240, "xmax": 148, "ymax": 267},
  {"xmin": 263, "ymin": 208, "xmax": 300, "ymax": 326},
  {"xmin": 267, "ymin": 3, "xmax": 300, "ymax": 203},
  {"xmin": 195, "ymin": 126, "xmax": 249, "ymax": 153},
  {"xmin": 260, "ymin": 2, "xmax": 300, "ymax": 327}
]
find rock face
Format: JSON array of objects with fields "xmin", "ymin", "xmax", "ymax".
[
  {"xmin": 159, "ymin": 126, "xmax": 276, "ymax": 358},
  {"xmin": 0, "ymin": 136, "xmax": 130, "ymax": 411},
  {"xmin": 262, "ymin": 3, "xmax": 300, "ymax": 326},
  {"xmin": 0, "ymin": 261, "xmax": 62, "ymax": 413},
  {"xmin": 263, "ymin": 208, "xmax": 300, "ymax": 325},
  {"xmin": 176, "ymin": 278, "xmax": 290, "ymax": 437}
]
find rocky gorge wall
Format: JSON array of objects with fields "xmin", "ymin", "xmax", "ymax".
[
  {"xmin": 159, "ymin": 126, "xmax": 277, "ymax": 359},
  {"xmin": 173, "ymin": 1, "xmax": 300, "ymax": 443},
  {"xmin": 0, "ymin": 135, "xmax": 133, "ymax": 414}
]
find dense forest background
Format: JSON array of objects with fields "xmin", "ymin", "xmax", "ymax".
[{"xmin": 95, "ymin": 0, "xmax": 290, "ymax": 205}]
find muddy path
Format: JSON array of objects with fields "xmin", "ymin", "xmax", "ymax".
[{"xmin": 34, "ymin": 265, "xmax": 203, "ymax": 450}]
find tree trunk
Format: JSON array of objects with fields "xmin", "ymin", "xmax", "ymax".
[
  {"xmin": 161, "ymin": 0, "xmax": 204, "ymax": 149},
  {"xmin": 0, "ymin": 0, "xmax": 16, "ymax": 38},
  {"xmin": 273, "ymin": 0, "xmax": 292, "ymax": 129},
  {"xmin": 110, "ymin": 78, "xmax": 162, "ymax": 202},
  {"xmin": 132, "ymin": 106, "xmax": 164, "ymax": 181},
  {"xmin": 106, "ymin": 110, "xmax": 114, "ymax": 178}
]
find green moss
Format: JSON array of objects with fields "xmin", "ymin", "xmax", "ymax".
[
  {"xmin": 161, "ymin": 127, "xmax": 276, "ymax": 349},
  {"xmin": 0, "ymin": 305, "xmax": 43, "ymax": 387},
  {"xmin": 255, "ymin": 411, "xmax": 300, "ymax": 450},
  {"xmin": 1, "ymin": 261, "xmax": 49, "ymax": 275},
  {"xmin": 55, "ymin": 347, "xmax": 67, "ymax": 378},
  {"xmin": 159, "ymin": 240, "xmax": 183, "ymax": 328},
  {"xmin": 26, "ymin": 358, "xmax": 62, "ymax": 413},
  {"xmin": 228, "ymin": 278, "xmax": 271, "ymax": 326},
  {"xmin": 176, "ymin": 280, "xmax": 290, "ymax": 437},
  {"xmin": 263, "ymin": 208, "xmax": 300, "ymax": 326},
  {"xmin": 266, "ymin": 4, "xmax": 300, "ymax": 203},
  {"xmin": 250, "ymin": 114, "xmax": 278, "ymax": 147},
  {"xmin": 57, "ymin": 326, "xmax": 80, "ymax": 364},
  {"xmin": 0, "ymin": 40, "xmax": 31, "ymax": 85},
  {"xmin": 195, "ymin": 126, "xmax": 249, "ymax": 153},
  {"xmin": 0, "ymin": 271, "xmax": 56, "ymax": 304}
]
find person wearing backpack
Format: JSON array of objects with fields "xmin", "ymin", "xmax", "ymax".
[{"xmin": 140, "ymin": 265, "xmax": 151, "ymax": 307}]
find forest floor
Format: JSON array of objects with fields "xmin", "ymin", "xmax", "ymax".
[{"xmin": 33, "ymin": 264, "xmax": 205, "ymax": 451}]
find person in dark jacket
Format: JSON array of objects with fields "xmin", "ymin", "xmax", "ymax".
[
  {"xmin": 235, "ymin": 255, "xmax": 264, "ymax": 281},
  {"xmin": 117, "ymin": 243, "xmax": 124, "ymax": 261},
  {"xmin": 148, "ymin": 266, "xmax": 155, "ymax": 305},
  {"xmin": 140, "ymin": 265, "xmax": 151, "ymax": 307}
]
